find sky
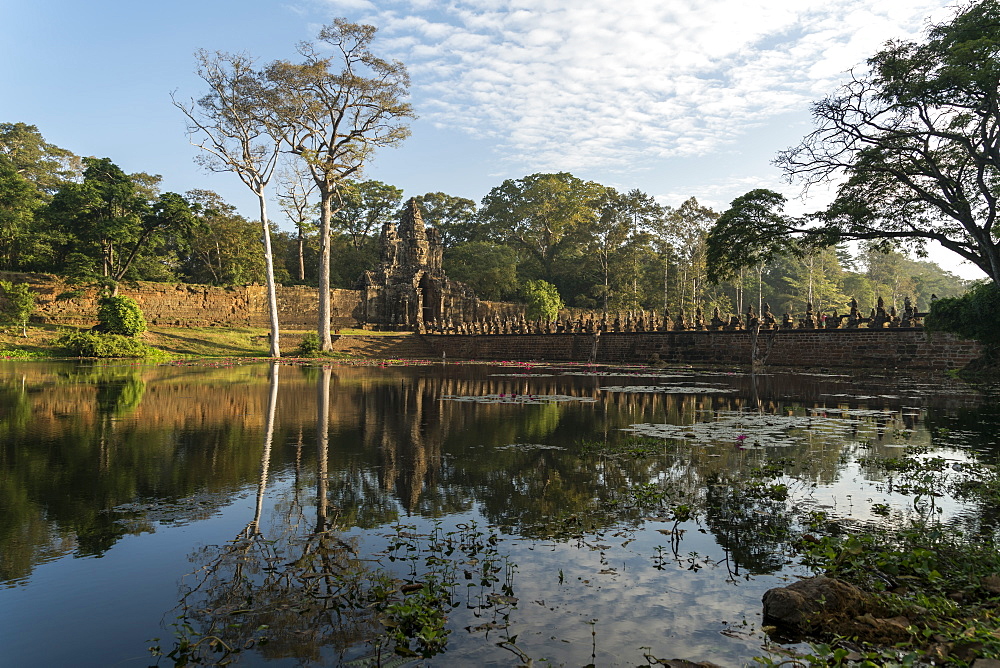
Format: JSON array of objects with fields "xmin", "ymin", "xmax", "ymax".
[{"xmin": 2, "ymin": 0, "xmax": 981, "ymax": 278}]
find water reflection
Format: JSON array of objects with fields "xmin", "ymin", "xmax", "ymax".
[{"xmin": 0, "ymin": 361, "xmax": 994, "ymax": 666}]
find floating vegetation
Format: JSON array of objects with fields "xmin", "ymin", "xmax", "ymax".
[
  {"xmin": 623, "ymin": 409, "xmax": 913, "ymax": 448},
  {"xmin": 112, "ymin": 492, "xmax": 235, "ymax": 528},
  {"xmin": 600, "ymin": 384, "xmax": 738, "ymax": 394},
  {"xmin": 559, "ymin": 370, "xmax": 696, "ymax": 378},
  {"xmin": 441, "ymin": 393, "xmax": 597, "ymax": 404},
  {"xmin": 495, "ymin": 442, "xmax": 566, "ymax": 451},
  {"xmin": 488, "ymin": 373, "xmax": 556, "ymax": 378}
]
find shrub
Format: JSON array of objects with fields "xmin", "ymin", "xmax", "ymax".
[
  {"xmin": 55, "ymin": 288, "xmax": 86, "ymax": 301},
  {"xmin": 295, "ymin": 332, "xmax": 321, "ymax": 356},
  {"xmin": 924, "ymin": 282, "xmax": 1000, "ymax": 347},
  {"xmin": 97, "ymin": 296, "xmax": 146, "ymax": 337},
  {"xmin": 58, "ymin": 331, "xmax": 152, "ymax": 358}
]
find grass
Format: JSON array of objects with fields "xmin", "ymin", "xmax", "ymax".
[{"xmin": 0, "ymin": 324, "xmax": 415, "ymax": 359}]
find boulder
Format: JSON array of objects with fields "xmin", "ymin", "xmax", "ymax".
[{"xmin": 762, "ymin": 576, "xmax": 869, "ymax": 628}]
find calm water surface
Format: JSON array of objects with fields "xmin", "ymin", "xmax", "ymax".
[{"xmin": 0, "ymin": 360, "xmax": 996, "ymax": 666}]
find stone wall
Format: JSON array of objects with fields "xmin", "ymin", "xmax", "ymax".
[
  {"xmin": 424, "ymin": 329, "xmax": 982, "ymax": 370},
  {"xmin": 5, "ymin": 273, "xmax": 363, "ymax": 330}
]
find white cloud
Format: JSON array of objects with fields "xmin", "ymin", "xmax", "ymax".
[{"xmin": 319, "ymin": 0, "xmax": 957, "ymax": 175}]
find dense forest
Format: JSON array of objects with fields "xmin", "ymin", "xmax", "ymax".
[{"xmin": 0, "ymin": 121, "xmax": 967, "ymax": 320}]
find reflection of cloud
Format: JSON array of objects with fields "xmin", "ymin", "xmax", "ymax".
[
  {"xmin": 497, "ymin": 532, "xmax": 776, "ymax": 665},
  {"xmin": 318, "ymin": 0, "xmax": 951, "ymax": 173}
]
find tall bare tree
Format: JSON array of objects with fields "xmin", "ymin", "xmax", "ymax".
[
  {"xmin": 173, "ymin": 50, "xmax": 283, "ymax": 358},
  {"xmin": 276, "ymin": 162, "xmax": 317, "ymax": 283},
  {"xmin": 268, "ymin": 19, "xmax": 414, "ymax": 350}
]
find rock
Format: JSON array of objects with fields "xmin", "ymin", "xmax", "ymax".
[
  {"xmin": 972, "ymin": 659, "xmax": 1000, "ymax": 668},
  {"xmin": 982, "ymin": 574, "xmax": 1000, "ymax": 594},
  {"xmin": 762, "ymin": 576, "xmax": 869, "ymax": 628}
]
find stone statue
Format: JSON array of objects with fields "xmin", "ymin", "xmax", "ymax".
[
  {"xmin": 710, "ymin": 307, "xmax": 726, "ymax": 330},
  {"xmin": 801, "ymin": 302, "xmax": 817, "ymax": 329},
  {"xmin": 761, "ymin": 303, "xmax": 777, "ymax": 329}
]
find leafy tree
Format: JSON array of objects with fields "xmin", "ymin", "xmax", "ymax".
[
  {"xmin": 780, "ymin": 247, "xmax": 850, "ymax": 315},
  {"xmin": 659, "ymin": 197, "xmax": 718, "ymax": 310},
  {"xmin": 479, "ymin": 173, "xmax": 603, "ymax": 287},
  {"xmin": 0, "ymin": 122, "xmax": 79, "ymax": 195},
  {"xmin": 46, "ymin": 158, "xmax": 195, "ymax": 286},
  {"xmin": 411, "ymin": 192, "xmax": 478, "ymax": 247},
  {"xmin": 716, "ymin": 1, "xmax": 1000, "ymax": 285},
  {"xmin": 0, "ymin": 280, "xmax": 35, "ymax": 336},
  {"xmin": 0, "ymin": 157, "xmax": 45, "ymax": 270},
  {"xmin": 268, "ymin": 19, "xmax": 414, "ymax": 351},
  {"xmin": 182, "ymin": 189, "xmax": 267, "ymax": 285},
  {"xmin": 332, "ymin": 179, "xmax": 403, "ymax": 249},
  {"xmin": 174, "ymin": 49, "xmax": 283, "ymax": 358},
  {"xmin": 522, "ymin": 279, "xmax": 563, "ymax": 321},
  {"xmin": 443, "ymin": 241, "xmax": 519, "ymax": 300},
  {"xmin": 706, "ymin": 189, "xmax": 797, "ymax": 285},
  {"xmin": 0, "ymin": 123, "xmax": 78, "ymax": 271},
  {"xmin": 591, "ymin": 188, "xmax": 660, "ymax": 313}
]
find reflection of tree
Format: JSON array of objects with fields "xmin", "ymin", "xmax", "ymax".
[
  {"xmin": 96, "ymin": 375, "xmax": 145, "ymax": 416},
  {"xmin": 154, "ymin": 362, "xmax": 382, "ymax": 663},
  {"xmin": 0, "ymin": 363, "xmax": 293, "ymax": 584},
  {"xmin": 155, "ymin": 363, "xmax": 463, "ymax": 664},
  {"xmin": 703, "ymin": 472, "xmax": 795, "ymax": 575}
]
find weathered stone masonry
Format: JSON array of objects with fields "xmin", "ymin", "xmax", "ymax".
[
  {"xmin": 5, "ymin": 272, "xmax": 364, "ymax": 330},
  {"xmin": 2, "ymin": 271, "xmax": 982, "ymax": 369},
  {"xmin": 422, "ymin": 329, "xmax": 981, "ymax": 370}
]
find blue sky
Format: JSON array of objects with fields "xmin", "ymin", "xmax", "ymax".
[{"xmin": 3, "ymin": 0, "xmax": 979, "ymax": 277}]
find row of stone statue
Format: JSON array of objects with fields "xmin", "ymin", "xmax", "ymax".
[{"xmin": 421, "ymin": 296, "xmax": 923, "ymax": 335}]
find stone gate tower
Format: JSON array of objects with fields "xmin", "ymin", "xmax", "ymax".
[{"xmin": 360, "ymin": 198, "xmax": 480, "ymax": 330}]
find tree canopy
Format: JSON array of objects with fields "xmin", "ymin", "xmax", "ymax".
[
  {"xmin": 479, "ymin": 172, "xmax": 604, "ymax": 284},
  {"xmin": 711, "ymin": 0, "xmax": 1000, "ymax": 286},
  {"xmin": 267, "ymin": 18, "xmax": 414, "ymax": 350}
]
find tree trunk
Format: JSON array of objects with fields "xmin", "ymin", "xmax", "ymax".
[
  {"xmin": 297, "ymin": 227, "xmax": 306, "ymax": 282},
  {"xmin": 663, "ymin": 257, "xmax": 668, "ymax": 313},
  {"xmin": 257, "ymin": 193, "xmax": 281, "ymax": 358},
  {"xmin": 318, "ymin": 188, "xmax": 333, "ymax": 351}
]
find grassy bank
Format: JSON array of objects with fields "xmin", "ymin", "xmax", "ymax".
[{"xmin": 0, "ymin": 324, "xmax": 379, "ymax": 359}]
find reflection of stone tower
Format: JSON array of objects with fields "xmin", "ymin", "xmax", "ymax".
[{"xmin": 361, "ymin": 198, "xmax": 478, "ymax": 330}]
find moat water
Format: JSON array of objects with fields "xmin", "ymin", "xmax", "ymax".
[{"xmin": 0, "ymin": 360, "xmax": 996, "ymax": 666}]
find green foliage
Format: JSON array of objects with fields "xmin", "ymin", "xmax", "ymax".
[
  {"xmin": 0, "ymin": 280, "xmax": 35, "ymax": 336},
  {"xmin": 479, "ymin": 172, "xmax": 604, "ymax": 286},
  {"xmin": 776, "ymin": 0, "xmax": 1000, "ymax": 285},
  {"xmin": 412, "ymin": 191, "xmax": 478, "ymax": 247},
  {"xmin": 443, "ymin": 241, "xmax": 519, "ymax": 300},
  {"xmin": 97, "ymin": 295, "xmax": 147, "ymax": 336},
  {"xmin": 181, "ymin": 189, "xmax": 266, "ymax": 285},
  {"xmin": 521, "ymin": 279, "xmax": 563, "ymax": 321},
  {"xmin": 332, "ymin": 179, "xmax": 403, "ymax": 249},
  {"xmin": 383, "ymin": 578, "xmax": 451, "ymax": 658},
  {"xmin": 45, "ymin": 158, "xmax": 196, "ymax": 282},
  {"xmin": 295, "ymin": 332, "xmax": 321, "ymax": 355},
  {"xmin": 55, "ymin": 288, "xmax": 85, "ymax": 301},
  {"xmin": 925, "ymin": 281, "xmax": 1000, "ymax": 346},
  {"xmin": 57, "ymin": 330, "xmax": 154, "ymax": 358},
  {"xmin": 707, "ymin": 189, "xmax": 800, "ymax": 284}
]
